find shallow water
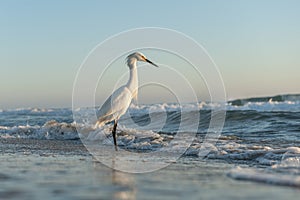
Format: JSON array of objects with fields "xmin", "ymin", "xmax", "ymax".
[{"xmin": 0, "ymin": 140, "xmax": 299, "ymax": 200}]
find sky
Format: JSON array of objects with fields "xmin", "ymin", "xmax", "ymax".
[{"xmin": 1, "ymin": 0, "xmax": 300, "ymax": 108}]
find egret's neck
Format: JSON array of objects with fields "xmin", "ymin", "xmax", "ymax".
[{"xmin": 127, "ymin": 65, "xmax": 138, "ymax": 93}]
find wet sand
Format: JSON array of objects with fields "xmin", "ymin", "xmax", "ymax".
[{"xmin": 0, "ymin": 138, "xmax": 299, "ymax": 200}]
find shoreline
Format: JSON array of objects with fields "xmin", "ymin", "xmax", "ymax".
[{"xmin": 1, "ymin": 138, "xmax": 300, "ymax": 199}]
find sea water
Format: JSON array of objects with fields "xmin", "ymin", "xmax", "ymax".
[{"xmin": 1, "ymin": 94, "xmax": 300, "ymax": 197}]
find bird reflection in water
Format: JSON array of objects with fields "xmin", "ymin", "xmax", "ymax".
[{"xmin": 92, "ymin": 155, "xmax": 137, "ymax": 200}]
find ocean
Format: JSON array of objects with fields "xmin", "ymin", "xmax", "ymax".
[{"xmin": 1, "ymin": 94, "xmax": 300, "ymax": 199}]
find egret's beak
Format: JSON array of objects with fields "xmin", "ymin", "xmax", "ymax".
[{"xmin": 145, "ymin": 59, "xmax": 159, "ymax": 67}]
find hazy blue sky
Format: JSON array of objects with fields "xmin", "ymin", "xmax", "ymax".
[{"xmin": 1, "ymin": 0, "xmax": 299, "ymax": 108}]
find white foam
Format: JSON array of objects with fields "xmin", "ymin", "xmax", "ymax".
[
  {"xmin": 81, "ymin": 125, "xmax": 168, "ymax": 150},
  {"xmin": 128, "ymin": 100, "xmax": 300, "ymax": 113},
  {"xmin": 228, "ymin": 167, "xmax": 300, "ymax": 187},
  {"xmin": 286, "ymin": 147, "xmax": 300, "ymax": 154},
  {"xmin": 271, "ymin": 148, "xmax": 300, "ymax": 173},
  {"xmin": 31, "ymin": 108, "xmax": 54, "ymax": 113},
  {"xmin": 217, "ymin": 140, "xmax": 300, "ymax": 187},
  {"xmin": 0, "ymin": 121, "xmax": 79, "ymax": 140}
]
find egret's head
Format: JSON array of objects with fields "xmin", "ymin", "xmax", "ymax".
[{"xmin": 126, "ymin": 52, "xmax": 158, "ymax": 68}]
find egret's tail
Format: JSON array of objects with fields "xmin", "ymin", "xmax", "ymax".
[{"xmin": 94, "ymin": 121, "xmax": 104, "ymax": 129}]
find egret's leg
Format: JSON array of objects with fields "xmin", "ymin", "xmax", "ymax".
[{"xmin": 112, "ymin": 120, "xmax": 118, "ymax": 151}]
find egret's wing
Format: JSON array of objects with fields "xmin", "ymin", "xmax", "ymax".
[
  {"xmin": 96, "ymin": 86, "xmax": 132, "ymax": 124},
  {"xmin": 132, "ymin": 88, "xmax": 138, "ymax": 103},
  {"xmin": 96, "ymin": 95, "xmax": 113, "ymax": 120}
]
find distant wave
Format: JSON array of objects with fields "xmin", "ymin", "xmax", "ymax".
[
  {"xmin": 226, "ymin": 94, "xmax": 300, "ymax": 112},
  {"xmin": 228, "ymin": 94, "xmax": 300, "ymax": 106},
  {"xmin": 129, "ymin": 94, "xmax": 300, "ymax": 112}
]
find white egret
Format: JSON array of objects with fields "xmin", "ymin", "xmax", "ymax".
[{"xmin": 96, "ymin": 52, "xmax": 158, "ymax": 151}]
